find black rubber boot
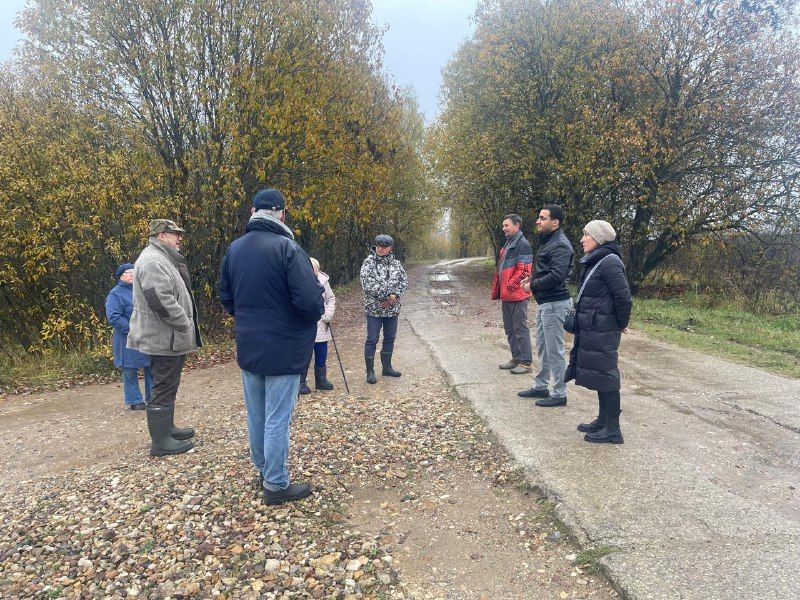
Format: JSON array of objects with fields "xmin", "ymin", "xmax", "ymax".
[
  {"xmin": 578, "ymin": 396, "xmax": 606, "ymax": 433},
  {"xmin": 315, "ymin": 365, "xmax": 334, "ymax": 390},
  {"xmin": 380, "ymin": 352, "xmax": 401, "ymax": 377},
  {"xmin": 366, "ymin": 356, "xmax": 377, "ymax": 384},
  {"xmin": 584, "ymin": 413, "xmax": 624, "ymax": 444},
  {"xmin": 147, "ymin": 406, "xmax": 193, "ymax": 456},
  {"xmin": 299, "ymin": 365, "xmax": 311, "ymax": 395},
  {"xmin": 170, "ymin": 406, "xmax": 195, "ymax": 440}
]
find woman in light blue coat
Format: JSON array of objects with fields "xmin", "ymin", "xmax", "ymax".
[{"xmin": 105, "ymin": 263, "xmax": 153, "ymax": 410}]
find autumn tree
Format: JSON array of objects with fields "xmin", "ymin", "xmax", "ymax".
[
  {"xmin": 0, "ymin": 66, "xmax": 165, "ymax": 353},
  {"xmin": 431, "ymin": 0, "xmax": 800, "ymax": 288},
  {"xmin": 0, "ymin": 0, "xmax": 433, "ymax": 353}
]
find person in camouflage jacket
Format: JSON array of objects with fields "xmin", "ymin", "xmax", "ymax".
[{"xmin": 360, "ymin": 234, "xmax": 408, "ymax": 384}]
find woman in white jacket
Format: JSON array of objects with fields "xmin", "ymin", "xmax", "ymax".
[{"xmin": 300, "ymin": 257, "xmax": 336, "ymax": 394}]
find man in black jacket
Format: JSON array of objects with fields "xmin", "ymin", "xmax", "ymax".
[
  {"xmin": 519, "ymin": 204, "xmax": 574, "ymax": 406},
  {"xmin": 219, "ymin": 188, "xmax": 324, "ymax": 505}
]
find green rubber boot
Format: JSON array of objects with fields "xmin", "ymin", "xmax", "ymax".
[{"xmin": 147, "ymin": 406, "xmax": 193, "ymax": 456}]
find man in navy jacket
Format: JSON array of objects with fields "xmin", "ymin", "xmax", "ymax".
[{"xmin": 219, "ymin": 188, "xmax": 324, "ymax": 505}]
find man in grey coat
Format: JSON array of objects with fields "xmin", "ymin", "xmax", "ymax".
[{"xmin": 129, "ymin": 219, "xmax": 201, "ymax": 456}]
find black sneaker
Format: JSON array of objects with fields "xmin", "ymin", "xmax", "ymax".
[
  {"xmin": 535, "ymin": 396, "xmax": 567, "ymax": 407},
  {"xmin": 263, "ymin": 483, "xmax": 313, "ymax": 506},
  {"xmin": 129, "ymin": 403, "xmax": 146, "ymax": 411},
  {"xmin": 517, "ymin": 388, "xmax": 550, "ymax": 398}
]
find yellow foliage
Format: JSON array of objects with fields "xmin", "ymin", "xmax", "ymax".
[{"xmin": 0, "ymin": 0, "xmax": 434, "ymax": 352}]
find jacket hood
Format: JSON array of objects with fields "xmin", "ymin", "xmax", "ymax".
[
  {"xmin": 247, "ymin": 212, "xmax": 295, "ymax": 239},
  {"xmin": 317, "ymin": 271, "xmax": 330, "ymax": 285}
]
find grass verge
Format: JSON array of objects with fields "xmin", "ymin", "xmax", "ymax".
[
  {"xmin": 0, "ymin": 350, "xmax": 116, "ymax": 394},
  {"xmin": 472, "ymin": 259, "xmax": 799, "ymax": 378},
  {"xmin": 0, "ymin": 336, "xmax": 236, "ymax": 397},
  {"xmin": 631, "ymin": 294, "xmax": 800, "ymax": 379}
]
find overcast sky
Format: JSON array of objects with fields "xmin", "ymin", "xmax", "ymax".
[
  {"xmin": 371, "ymin": 0, "xmax": 478, "ymax": 122},
  {"xmin": 0, "ymin": 0, "xmax": 477, "ymax": 123},
  {"xmin": 0, "ymin": 0, "xmax": 25, "ymax": 63}
]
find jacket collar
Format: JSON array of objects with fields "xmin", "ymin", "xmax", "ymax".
[
  {"xmin": 149, "ymin": 239, "xmax": 185, "ymax": 266},
  {"xmin": 503, "ymin": 230, "xmax": 523, "ymax": 250},
  {"xmin": 539, "ymin": 228, "xmax": 562, "ymax": 244},
  {"xmin": 369, "ymin": 249, "xmax": 394, "ymax": 264},
  {"xmin": 247, "ymin": 212, "xmax": 295, "ymax": 239}
]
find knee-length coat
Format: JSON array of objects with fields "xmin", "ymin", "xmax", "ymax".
[{"xmin": 565, "ymin": 242, "xmax": 632, "ymax": 392}]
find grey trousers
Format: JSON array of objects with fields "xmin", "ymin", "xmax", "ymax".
[
  {"xmin": 533, "ymin": 298, "xmax": 573, "ymax": 398},
  {"xmin": 150, "ymin": 354, "xmax": 187, "ymax": 407},
  {"xmin": 502, "ymin": 300, "xmax": 532, "ymax": 364}
]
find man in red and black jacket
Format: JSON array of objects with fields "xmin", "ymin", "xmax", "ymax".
[{"xmin": 492, "ymin": 214, "xmax": 534, "ymax": 374}]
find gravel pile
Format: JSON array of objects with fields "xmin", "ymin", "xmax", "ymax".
[{"xmin": 0, "ymin": 288, "xmax": 615, "ymax": 599}]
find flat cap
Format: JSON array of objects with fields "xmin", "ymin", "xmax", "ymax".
[
  {"xmin": 149, "ymin": 219, "xmax": 186, "ymax": 237},
  {"xmin": 375, "ymin": 234, "xmax": 394, "ymax": 247}
]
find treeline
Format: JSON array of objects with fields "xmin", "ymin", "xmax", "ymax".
[
  {"xmin": 648, "ymin": 230, "xmax": 800, "ymax": 314},
  {"xmin": 0, "ymin": 0, "xmax": 435, "ymax": 354},
  {"xmin": 428, "ymin": 0, "xmax": 800, "ymax": 291}
]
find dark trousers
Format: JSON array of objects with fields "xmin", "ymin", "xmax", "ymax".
[
  {"xmin": 365, "ymin": 316, "xmax": 399, "ymax": 357},
  {"xmin": 313, "ymin": 342, "xmax": 328, "ymax": 368},
  {"xmin": 598, "ymin": 390, "xmax": 621, "ymax": 416},
  {"xmin": 150, "ymin": 354, "xmax": 187, "ymax": 407},
  {"xmin": 502, "ymin": 300, "xmax": 532, "ymax": 364}
]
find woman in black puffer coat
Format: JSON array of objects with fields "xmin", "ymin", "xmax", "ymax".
[{"xmin": 565, "ymin": 220, "xmax": 632, "ymax": 444}]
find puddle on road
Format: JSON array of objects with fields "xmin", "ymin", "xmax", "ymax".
[
  {"xmin": 429, "ymin": 288, "xmax": 454, "ymax": 296},
  {"xmin": 429, "ymin": 268, "xmax": 455, "ymax": 298}
]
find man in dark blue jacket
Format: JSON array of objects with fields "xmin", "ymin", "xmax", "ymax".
[{"xmin": 219, "ymin": 188, "xmax": 324, "ymax": 505}]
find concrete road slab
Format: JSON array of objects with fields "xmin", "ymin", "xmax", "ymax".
[{"xmin": 403, "ymin": 258, "xmax": 800, "ymax": 600}]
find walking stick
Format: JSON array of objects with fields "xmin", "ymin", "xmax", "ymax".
[{"xmin": 328, "ymin": 324, "xmax": 350, "ymax": 394}]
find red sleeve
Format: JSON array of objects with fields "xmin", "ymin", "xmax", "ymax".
[{"xmin": 506, "ymin": 262, "xmax": 531, "ymax": 291}]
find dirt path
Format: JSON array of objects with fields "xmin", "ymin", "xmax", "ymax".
[
  {"xmin": 0, "ymin": 277, "xmax": 616, "ymax": 599},
  {"xmin": 403, "ymin": 258, "xmax": 800, "ymax": 600}
]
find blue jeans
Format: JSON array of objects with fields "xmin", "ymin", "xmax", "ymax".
[
  {"xmin": 241, "ymin": 370, "xmax": 300, "ymax": 491},
  {"xmin": 365, "ymin": 316, "xmax": 398, "ymax": 357},
  {"xmin": 533, "ymin": 298, "xmax": 573, "ymax": 398},
  {"xmin": 122, "ymin": 367, "xmax": 153, "ymax": 406}
]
